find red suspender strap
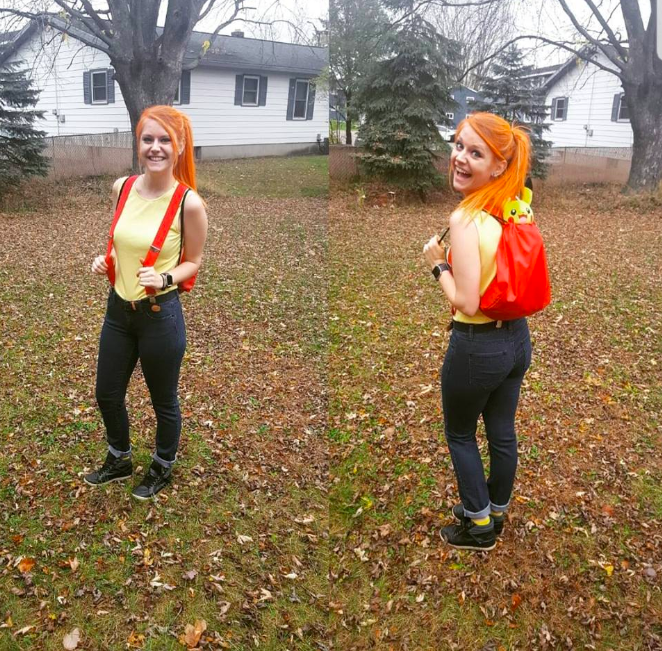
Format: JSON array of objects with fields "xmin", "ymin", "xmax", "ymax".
[
  {"xmin": 143, "ymin": 183, "xmax": 188, "ymax": 295},
  {"xmin": 105, "ymin": 175, "xmax": 138, "ymax": 286}
]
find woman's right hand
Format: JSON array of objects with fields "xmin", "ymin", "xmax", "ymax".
[{"xmin": 91, "ymin": 255, "xmax": 108, "ymax": 275}]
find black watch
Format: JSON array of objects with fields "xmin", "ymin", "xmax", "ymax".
[
  {"xmin": 165, "ymin": 273, "xmax": 174, "ymax": 288},
  {"xmin": 432, "ymin": 262, "xmax": 451, "ymax": 281}
]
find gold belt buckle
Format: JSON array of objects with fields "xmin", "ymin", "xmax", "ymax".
[{"xmin": 149, "ymin": 296, "xmax": 161, "ymax": 312}]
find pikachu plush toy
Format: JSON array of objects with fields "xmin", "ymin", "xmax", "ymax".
[{"xmin": 502, "ymin": 186, "xmax": 534, "ymax": 224}]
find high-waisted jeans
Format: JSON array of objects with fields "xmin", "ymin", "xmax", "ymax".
[
  {"xmin": 441, "ymin": 318, "xmax": 532, "ymax": 520},
  {"xmin": 95, "ymin": 289, "xmax": 186, "ymax": 467}
]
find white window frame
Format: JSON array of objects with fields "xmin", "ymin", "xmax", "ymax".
[
  {"xmin": 242, "ymin": 75, "xmax": 260, "ymax": 107},
  {"xmin": 617, "ymin": 94, "xmax": 630, "ymax": 121},
  {"xmin": 91, "ymin": 70, "xmax": 108, "ymax": 104},
  {"xmin": 466, "ymin": 96, "xmax": 475, "ymax": 103},
  {"xmin": 446, "ymin": 112, "xmax": 454, "ymax": 119},
  {"xmin": 293, "ymin": 79, "xmax": 310, "ymax": 120},
  {"xmin": 173, "ymin": 78, "xmax": 182, "ymax": 105},
  {"xmin": 553, "ymin": 97, "xmax": 567, "ymax": 121}
]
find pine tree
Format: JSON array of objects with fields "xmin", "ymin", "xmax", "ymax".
[
  {"xmin": 0, "ymin": 62, "xmax": 48, "ymax": 196},
  {"xmin": 357, "ymin": 15, "xmax": 457, "ymax": 196},
  {"xmin": 474, "ymin": 44, "xmax": 551, "ymax": 179}
]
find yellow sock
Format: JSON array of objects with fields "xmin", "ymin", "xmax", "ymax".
[
  {"xmin": 491, "ymin": 511, "xmax": 504, "ymax": 519},
  {"xmin": 472, "ymin": 517, "xmax": 490, "ymax": 526}
]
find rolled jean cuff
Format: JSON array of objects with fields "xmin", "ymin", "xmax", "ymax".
[
  {"xmin": 109, "ymin": 444, "xmax": 131, "ymax": 458},
  {"xmin": 463, "ymin": 504, "xmax": 491, "ymax": 520},
  {"xmin": 490, "ymin": 500, "xmax": 509, "ymax": 514},
  {"xmin": 152, "ymin": 452, "xmax": 176, "ymax": 469}
]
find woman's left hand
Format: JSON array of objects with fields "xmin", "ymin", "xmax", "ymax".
[
  {"xmin": 423, "ymin": 235, "xmax": 447, "ymax": 270},
  {"xmin": 137, "ymin": 264, "xmax": 163, "ymax": 289}
]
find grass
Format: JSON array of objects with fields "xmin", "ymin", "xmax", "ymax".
[{"xmin": 0, "ymin": 156, "xmax": 328, "ymax": 650}]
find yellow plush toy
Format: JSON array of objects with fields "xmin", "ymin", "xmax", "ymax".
[{"xmin": 502, "ymin": 186, "xmax": 534, "ymax": 224}]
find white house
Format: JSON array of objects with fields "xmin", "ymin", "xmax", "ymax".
[
  {"xmin": 543, "ymin": 48, "xmax": 632, "ymax": 150},
  {"xmin": 0, "ymin": 20, "xmax": 328, "ymax": 159}
]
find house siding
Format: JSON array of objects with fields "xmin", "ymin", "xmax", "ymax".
[
  {"xmin": 7, "ymin": 26, "xmax": 327, "ymax": 148},
  {"xmin": 545, "ymin": 52, "xmax": 633, "ymax": 149}
]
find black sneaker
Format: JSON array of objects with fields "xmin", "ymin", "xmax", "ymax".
[
  {"xmin": 452, "ymin": 504, "xmax": 505, "ymax": 536},
  {"xmin": 131, "ymin": 461, "xmax": 172, "ymax": 501},
  {"xmin": 84, "ymin": 451, "xmax": 133, "ymax": 486},
  {"xmin": 440, "ymin": 518, "xmax": 496, "ymax": 551}
]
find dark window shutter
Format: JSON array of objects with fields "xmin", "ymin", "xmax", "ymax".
[
  {"xmin": 286, "ymin": 78, "xmax": 296, "ymax": 120},
  {"xmin": 306, "ymin": 82, "xmax": 316, "ymax": 120},
  {"xmin": 562, "ymin": 97, "xmax": 568, "ymax": 121},
  {"xmin": 83, "ymin": 71, "xmax": 91, "ymax": 104},
  {"xmin": 234, "ymin": 75, "xmax": 244, "ymax": 106},
  {"xmin": 181, "ymin": 70, "xmax": 191, "ymax": 104},
  {"xmin": 107, "ymin": 69, "xmax": 115, "ymax": 103},
  {"xmin": 258, "ymin": 76, "xmax": 268, "ymax": 106},
  {"xmin": 550, "ymin": 97, "xmax": 557, "ymax": 120},
  {"xmin": 611, "ymin": 93, "xmax": 621, "ymax": 121}
]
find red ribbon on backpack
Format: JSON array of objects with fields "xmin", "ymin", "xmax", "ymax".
[{"xmin": 105, "ymin": 176, "xmax": 197, "ymax": 294}]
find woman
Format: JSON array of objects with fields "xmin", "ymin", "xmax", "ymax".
[
  {"xmin": 423, "ymin": 112, "xmax": 532, "ymax": 550},
  {"xmin": 84, "ymin": 105, "xmax": 208, "ymax": 500}
]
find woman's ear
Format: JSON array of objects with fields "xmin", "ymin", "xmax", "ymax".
[{"xmin": 495, "ymin": 160, "xmax": 507, "ymax": 177}]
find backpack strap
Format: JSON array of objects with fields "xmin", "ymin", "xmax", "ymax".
[
  {"xmin": 105, "ymin": 175, "xmax": 138, "ymax": 286},
  {"xmin": 143, "ymin": 183, "xmax": 189, "ymax": 295}
]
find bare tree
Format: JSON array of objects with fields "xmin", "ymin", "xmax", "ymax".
[
  {"xmin": 0, "ymin": 0, "xmax": 258, "ymax": 166},
  {"xmin": 462, "ymin": 0, "xmax": 661, "ymax": 193},
  {"xmin": 425, "ymin": 0, "xmax": 517, "ymax": 89}
]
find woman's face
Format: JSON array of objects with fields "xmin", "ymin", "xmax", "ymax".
[
  {"xmin": 450, "ymin": 124, "xmax": 506, "ymax": 196},
  {"xmin": 139, "ymin": 118, "xmax": 177, "ymax": 173}
]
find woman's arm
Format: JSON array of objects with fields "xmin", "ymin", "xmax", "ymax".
[
  {"xmin": 424, "ymin": 209, "xmax": 481, "ymax": 317},
  {"xmin": 91, "ymin": 176, "xmax": 127, "ymax": 275}
]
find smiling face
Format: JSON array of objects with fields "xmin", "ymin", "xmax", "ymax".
[
  {"xmin": 138, "ymin": 118, "xmax": 178, "ymax": 173},
  {"xmin": 450, "ymin": 124, "xmax": 507, "ymax": 197}
]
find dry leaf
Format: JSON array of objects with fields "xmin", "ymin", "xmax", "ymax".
[
  {"xmin": 511, "ymin": 594, "xmax": 522, "ymax": 611},
  {"xmin": 13, "ymin": 625, "xmax": 35, "ymax": 637},
  {"xmin": 183, "ymin": 619, "xmax": 207, "ymax": 648},
  {"xmin": 18, "ymin": 558, "xmax": 35, "ymax": 573},
  {"xmin": 68, "ymin": 558, "xmax": 79, "ymax": 572},
  {"xmin": 62, "ymin": 628, "xmax": 81, "ymax": 650}
]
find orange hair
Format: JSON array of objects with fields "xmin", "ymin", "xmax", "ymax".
[
  {"xmin": 451, "ymin": 112, "xmax": 531, "ymax": 216},
  {"xmin": 136, "ymin": 105, "xmax": 197, "ymax": 191}
]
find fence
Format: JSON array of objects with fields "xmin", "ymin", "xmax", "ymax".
[
  {"xmin": 330, "ymin": 144, "xmax": 633, "ymax": 186},
  {"xmin": 44, "ymin": 131, "xmax": 133, "ymax": 180}
]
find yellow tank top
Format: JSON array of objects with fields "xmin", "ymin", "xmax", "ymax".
[
  {"xmin": 454, "ymin": 210, "xmax": 502, "ymax": 324},
  {"xmin": 113, "ymin": 181, "xmax": 182, "ymax": 301}
]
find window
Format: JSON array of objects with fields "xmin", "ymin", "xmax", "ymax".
[
  {"xmin": 173, "ymin": 78, "xmax": 181, "ymax": 104},
  {"xmin": 618, "ymin": 94, "xmax": 629, "ymax": 121},
  {"xmin": 446, "ymin": 112, "xmax": 454, "ymax": 119},
  {"xmin": 552, "ymin": 97, "xmax": 567, "ymax": 120},
  {"xmin": 293, "ymin": 80, "xmax": 309, "ymax": 119},
  {"xmin": 242, "ymin": 75, "xmax": 259, "ymax": 106},
  {"xmin": 91, "ymin": 70, "xmax": 108, "ymax": 104},
  {"xmin": 466, "ymin": 96, "xmax": 475, "ymax": 103}
]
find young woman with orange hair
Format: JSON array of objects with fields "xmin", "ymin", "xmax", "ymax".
[
  {"xmin": 423, "ymin": 112, "xmax": 533, "ymax": 550},
  {"xmin": 84, "ymin": 106, "xmax": 208, "ymax": 499}
]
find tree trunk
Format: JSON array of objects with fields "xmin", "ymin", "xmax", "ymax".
[
  {"xmin": 345, "ymin": 117, "xmax": 353, "ymax": 146},
  {"xmin": 625, "ymin": 81, "xmax": 662, "ymax": 192}
]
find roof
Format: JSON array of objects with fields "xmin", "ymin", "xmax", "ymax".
[
  {"xmin": 542, "ymin": 45, "xmax": 624, "ymax": 91},
  {"xmin": 1, "ymin": 17, "xmax": 327, "ymax": 76}
]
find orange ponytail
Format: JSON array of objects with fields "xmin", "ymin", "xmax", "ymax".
[
  {"xmin": 136, "ymin": 105, "xmax": 197, "ymax": 191},
  {"xmin": 452, "ymin": 112, "xmax": 531, "ymax": 216}
]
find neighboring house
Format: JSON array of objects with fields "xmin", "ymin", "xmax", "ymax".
[
  {"xmin": 520, "ymin": 63, "xmax": 563, "ymax": 89},
  {"xmin": 542, "ymin": 48, "xmax": 632, "ymax": 149},
  {"xmin": 0, "ymin": 20, "xmax": 328, "ymax": 159},
  {"xmin": 436, "ymin": 85, "xmax": 484, "ymax": 140}
]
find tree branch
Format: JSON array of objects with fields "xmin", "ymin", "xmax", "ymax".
[
  {"xmin": 619, "ymin": 0, "xmax": 645, "ymax": 44},
  {"xmin": 555, "ymin": 0, "xmax": 624, "ymax": 70},
  {"xmin": 49, "ymin": 0, "xmax": 112, "ymax": 46},
  {"xmin": 580, "ymin": 0, "xmax": 628, "ymax": 59},
  {"xmin": 458, "ymin": 34, "xmax": 624, "ymax": 83}
]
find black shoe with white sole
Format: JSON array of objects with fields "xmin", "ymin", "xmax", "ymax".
[
  {"xmin": 452, "ymin": 503, "xmax": 505, "ymax": 536},
  {"xmin": 131, "ymin": 461, "xmax": 172, "ymax": 500},
  {"xmin": 84, "ymin": 451, "xmax": 133, "ymax": 486},
  {"xmin": 441, "ymin": 517, "xmax": 496, "ymax": 551}
]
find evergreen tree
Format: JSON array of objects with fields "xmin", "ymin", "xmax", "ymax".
[
  {"xmin": 0, "ymin": 62, "xmax": 48, "ymax": 196},
  {"xmin": 474, "ymin": 44, "xmax": 551, "ymax": 179},
  {"xmin": 357, "ymin": 15, "xmax": 457, "ymax": 196}
]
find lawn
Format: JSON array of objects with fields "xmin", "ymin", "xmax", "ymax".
[
  {"xmin": 328, "ymin": 184, "xmax": 662, "ymax": 650},
  {"xmin": 0, "ymin": 156, "xmax": 329, "ymax": 650}
]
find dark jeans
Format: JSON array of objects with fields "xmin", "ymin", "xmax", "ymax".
[
  {"xmin": 441, "ymin": 318, "xmax": 532, "ymax": 520},
  {"xmin": 95, "ymin": 289, "xmax": 186, "ymax": 467}
]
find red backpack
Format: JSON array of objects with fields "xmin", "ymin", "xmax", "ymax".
[
  {"xmin": 479, "ymin": 187, "xmax": 551, "ymax": 320},
  {"xmin": 105, "ymin": 175, "xmax": 197, "ymax": 294}
]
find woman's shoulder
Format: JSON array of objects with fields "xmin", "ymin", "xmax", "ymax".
[
  {"xmin": 111, "ymin": 175, "xmax": 133, "ymax": 204},
  {"xmin": 182, "ymin": 189, "xmax": 207, "ymax": 220},
  {"xmin": 449, "ymin": 206, "xmax": 481, "ymax": 226}
]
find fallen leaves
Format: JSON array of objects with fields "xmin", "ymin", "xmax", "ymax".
[
  {"xmin": 181, "ymin": 619, "xmax": 207, "ymax": 648},
  {"xmin": 17, "ymin": 557, "xmax": 35, "ymax": 573},
  {"xmin": 62, "ymin": 628, "xmax": 81, "ymax": 650}
]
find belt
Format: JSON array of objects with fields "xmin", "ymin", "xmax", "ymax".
[
  {"xmin": 451, "ymin": 318, "xmax": 519, "ymax": 333},
  {"xmin": 111, "ymin": 288, "xmax": 179, "ymax": 312}
]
